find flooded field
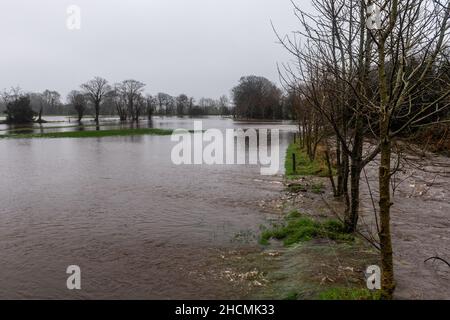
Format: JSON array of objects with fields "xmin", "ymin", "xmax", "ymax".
[{"xmin": 0, "ymin": 117, "xmax": 296, "ymax": 299}]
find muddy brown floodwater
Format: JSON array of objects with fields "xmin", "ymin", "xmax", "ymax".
[
  {"xmin": 0, "ymin": 117, "xmax": 295, "ymax": 299},
  {"xmin": 360, "ymin": 149, "xmax": 450, "ymax": 299}
]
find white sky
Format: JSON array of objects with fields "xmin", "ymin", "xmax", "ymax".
[{"xmin": 0, "ymin": 0, "xmax": 311, "ymax": 101}]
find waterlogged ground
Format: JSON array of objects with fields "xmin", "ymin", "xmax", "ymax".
[{"xmin": 0, "ymin": 117, "xmax": 296, "ymax": 299}]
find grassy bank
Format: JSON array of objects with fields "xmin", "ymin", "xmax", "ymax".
[
  {"xmin": 285, "ymin": 143, "xmax": 330, "ymax": 178},
  {"xmin": 0, "ymin": 128, "xmax": 174, "ymax": 139}
]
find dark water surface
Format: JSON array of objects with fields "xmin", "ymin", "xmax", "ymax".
[{"xmin": 0, "ymin": 117, "xmax": 296, "ymax": 299}]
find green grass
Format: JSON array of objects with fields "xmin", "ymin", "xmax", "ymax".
[
  {"xmin": 285, "ymin": 143, "xmax": 330, "ymax": 178},
  {"xmin": 260, "ymin": 211, "xmax": 353, "ymax": 246},
  {"xmin": 318, "ymin": 287, "xmax": 381, "ymax": 300},
  {"xmin": 0, "ymin": 128, "xmax": 174, "ymax": 139}
]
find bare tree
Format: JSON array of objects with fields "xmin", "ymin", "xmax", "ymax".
[
  {"xmin": 67, "ymin": 90, "xmax": 87, "ymax": 122},
  {"xmin": 156, "ymin": 92, "xmax": 173, "ymax": 115},
  {"xmin": 115, "ymin": 80, "xmax": 146, "ymax": 121},
  {"xmin": 176, "ymin": 94, "xmax": 189, "ymax": 116},
  {"xmin": 366, "ymin": 0, "xmax": 450, "ymax": 299},
  {"xmin": 145, "ymin": 95, "xmax": 157, "ymax": 120},
  {"xmin": 278, "ymin": 0, "xmax": 450, "ymax": 299},
  {"xmin": 81, "ymin": 77, "xmax": 111, "ymax": 123}
]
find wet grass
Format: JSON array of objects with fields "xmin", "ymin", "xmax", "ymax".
[
  {"xmin": 260, "ymin": 211, "xmax": 353, "ymax": 246},
  {"xmin": 285, "ymin": 143, "xmax": 330, "ymax": 179},
  {"xmin": 318, "ymin": 287, "xmax": 381, "ymax": 300},
  {"xmin": 0, "ymin": 128, "xmax": 174, "ymax": 139}
]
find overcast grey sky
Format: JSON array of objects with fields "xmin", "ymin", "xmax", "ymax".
[{"xmin": 0, "ymin": 0, "xmax": 310, "ymax": 101}]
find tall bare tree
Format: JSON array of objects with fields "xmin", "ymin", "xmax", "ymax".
[
  {"xmin": 81, "ymin": 77, "xmax": 111, "ymax": 123},
  {"xmin": 367, "ymin": 0, "xmax": 450, "ymax": 299},
  {"xmin": 67, "ymin": 90, "xmax": 87, "ymax": 122},
  {"xmin": 115, "ymin": 80, "xmax": 146, "ymax": 121}
]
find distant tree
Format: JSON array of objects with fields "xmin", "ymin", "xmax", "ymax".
[
  {"xmin": 115, "ymin": 80, "xmax": 146, "ymax": 121},
  {"xmin": 145, "ymin": 95, "xmax": 157, "ymax": 120},
  {"xmin": 134, "ymin": 93, "xmax": 145, "ymax": 120},
  {"xmin": 218, "ymin": 95, "xmax": 230, "ymax": 116},
  {"xmin": 156, "ymin": 92, "xmax": 173, "ymax": 115},
  {"xmin": 67, "ymin": 90, "xmax": 87, "ymax": 122},
  {"xmin": 81, "ymin": 77, "xmax": 111, "ymax": 123},
  {"xmin": 198, "ymin": 98, "xmax": 218, "ymax": 115},
  {"xmin": 188, "ymin": 97, "xmax": 195, "ymax": 115},
  {"xmin": 232, "ymin": 76, "xmax": 282, "ymax": 119},
  {"xmin": 28, "ymin": 93, "xmax": 45, "ymax": 122},
  {"xmin": 176, "ymin": 94, "xmax": 189, "ymax": 116},
  {"xmin": 4, "ymin": 95, "xmax": 36, "ymax": 124},
  {"xmin": 42, "ymin": 90, "xmax": 61, "ymax": 114}
]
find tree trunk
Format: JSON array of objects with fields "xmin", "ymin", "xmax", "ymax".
[
  {"xmin": 346, "ymin": 160, "xmax": 361, "ymax": 232},
  {"xmin": 379, "ymin": 133, "xmax": 395, "ymax": 299},
  {"xmin": 346, "ymin": 118, "xmax": 364, "ymax": 232},
  {"xmin": 341, "ymin": 151, "xmax": 350, "ymax": 215},
  {"xmin": 38, "ymin": 106, "xmax": 43, "ymax": 123},
  {"xmin": 95, "ymin": 102, "xmax": 100, "ymax": 124}
]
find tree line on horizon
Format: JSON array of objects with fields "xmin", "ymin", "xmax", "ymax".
[
  {"xmin": 0, "ymin": 78, "xmax": 234, "ymax": 124},
  {"xmin": 1, "ymin": 75, "xmax": 294, "ymax": 124}
]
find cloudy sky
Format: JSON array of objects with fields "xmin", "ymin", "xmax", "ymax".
[{"xmin": 0, "ymin": 0, "xmax": 310, "ymax": 101}]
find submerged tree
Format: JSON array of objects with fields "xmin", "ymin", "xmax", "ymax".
[
  {"xmin": 2, "ymin": 88, "xmax": 36, "ymax": 124},
  {"xmin": 115, "ymin": 80, "xmax": 146, "ymax": 121},
  {"xmin": 145, "ymin": 95, "xmax": 157, "ymax": 120},
  {"xmin": 81, "ymin": 77, "xmax": 111, "ymax": 123},
  {"xmin": 176, "ymin": 94, "xmax": 189, "ymax": 116},
  {"xmin": 67, "ymin": 90, "xmax": 87, "ymax": 122}
]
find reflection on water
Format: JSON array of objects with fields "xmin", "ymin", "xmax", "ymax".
[{"xmin": 0, "ymin": 117, "xmax": 296, "ymax": 299}]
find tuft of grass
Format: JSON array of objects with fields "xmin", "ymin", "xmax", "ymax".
[
  {"xmin": 283, "ymin": 291, "xmax": 300, "ymax": 300},
  {"xmin": 0, "ymin": 128, "xmax": 174, "ymax": 139},
  {"xmin": 260, "ymin": 211, "xmax": 353, "ymax": 246},
  {"xmin": 287, "ymin": 210, "xmax": 302, "ymax": 219},
  {"xmin": 318, "ymin": 287, "xmax": 381, "ymax": 300},
  {"xmin": 285, "ymin": 143, "xmax": 330, "ymax": 179}
]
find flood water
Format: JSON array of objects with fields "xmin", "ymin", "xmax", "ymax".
[{"xmin": 0, "ymin": 117, "xmax": 296, "ymax": 299}]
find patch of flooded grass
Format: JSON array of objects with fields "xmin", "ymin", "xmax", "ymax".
[
  {"xmin": 317, "ymin": 287, "xmax": 381, "ymax": 300},
  {"xmin": 0, "ymin": 128, "xmax": 174, "ymax": 139},
  {"xmin": 259, "ymin": 211, "xmax": 354, "ymax": 246}
]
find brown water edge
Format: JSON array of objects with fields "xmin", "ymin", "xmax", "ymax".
[
  {"xmin": 210, "ymin": 176, "xmax": 379, "ymax": 300},
  {"xmin": 229, "ymin": 150, "xmax": 450, "ymax": 300}
]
